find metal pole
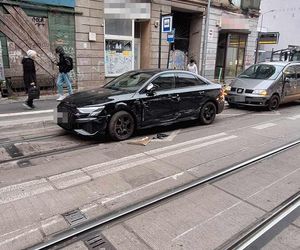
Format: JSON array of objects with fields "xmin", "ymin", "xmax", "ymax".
[
  {"xmin": 201, "ymin": 0, "xmax": 211, "ymax": 76},
  {"xmin": 158, "ymin": 10, "xmax": 162, "ymax": 68}
]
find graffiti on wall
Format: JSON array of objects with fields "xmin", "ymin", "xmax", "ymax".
[{"xmin": 168, "ymin": 50, "xmax": 187, "ymax": 70}]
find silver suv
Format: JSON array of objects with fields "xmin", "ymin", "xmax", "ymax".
[{"xmin": 225, "ymin": 62, "xmax": 300, "ymax": 110}]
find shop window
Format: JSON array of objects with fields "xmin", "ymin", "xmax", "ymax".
[
  {"xmin": 105, "ymin": 19, "xmax": 132, "ymax": 36},
  {"xmin": 0, "ymin": 32, "xmax": 9, "ymax": 68},
  {"xmin": 105, "ymin": 19, "xmax": 134, "ymax": 77}
]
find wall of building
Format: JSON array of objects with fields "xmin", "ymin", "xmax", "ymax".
[
  {"xmin": 75, "ymin": 0, "xmax": 104, "ymax": 90},
  {"xmin": 150, "ymin": 0, "xmax": 171, "ymax": 69},
  {"xmin": 259, "ymin": 0, "xmax": 300, "ymax": 50}
]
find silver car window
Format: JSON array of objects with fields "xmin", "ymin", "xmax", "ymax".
[{"xmin": 239, "ymin": 64, "xmax": 284, "ymax": 80}]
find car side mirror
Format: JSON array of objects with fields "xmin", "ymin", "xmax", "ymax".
[
  {"xmin": 146, "ymin": 83, "xmax": 156, "ymax": 96},
  {"xmin": 284, "ymin": 77, "xmax": 291, "ymax": 83}
]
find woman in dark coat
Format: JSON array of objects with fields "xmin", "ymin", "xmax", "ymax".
[{"xmin": 22, "ymin": 50, "xmax": 37, "ymax": 109}]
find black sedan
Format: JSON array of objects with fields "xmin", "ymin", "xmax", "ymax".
[{"xmin": 56, "ymin": 69, "xmax": 225, "ymax": 141}]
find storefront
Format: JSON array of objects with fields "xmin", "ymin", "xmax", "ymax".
[
  {"xmin": 215, "ymin": 13, "xmax": 251, "ymax": 81},
  {"xmin": 104, "ymin": 0, "xmax": 150, "ymax": 77}
]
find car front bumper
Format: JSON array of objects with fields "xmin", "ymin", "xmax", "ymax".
[
  {"xmin": 225, "ymin": 94, "xmax": 269, "ymax": 107},
  {"xmin": 56, "ymin": 103, "xmax": 108, "ymax": 136}
]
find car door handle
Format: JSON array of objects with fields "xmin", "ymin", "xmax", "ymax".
[
  {"xmin": 169, "ymin": 94, "xmax": 181, "ymax": 101},
  {"xmin": 199, "ymin": 91, "xmax": 205, "ymax": 95}
]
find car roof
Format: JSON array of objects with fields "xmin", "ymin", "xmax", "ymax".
[{"xmin": 259, "ymin": 61, "xmax": 300, "ymax": 67}]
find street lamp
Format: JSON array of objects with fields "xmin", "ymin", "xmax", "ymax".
[{"xmin": 255, "ymin": 9, "xmax": 275, "ymax": 63}]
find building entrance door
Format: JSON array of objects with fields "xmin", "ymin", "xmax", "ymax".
[{"xmin": 215, "ymin": 33, "xmax": 247, "ymax": 81}]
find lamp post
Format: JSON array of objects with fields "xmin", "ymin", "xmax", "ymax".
[{"xmin": 255, "ymin": 9, "xmax": 275, "ymax": 63}]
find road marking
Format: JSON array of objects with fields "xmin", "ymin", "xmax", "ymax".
[
  {"xmin": 87, "ymin": 136, "xmax": 237, "ymax": 179},
  {"xmin": 0, "ymin": 116, "xmax": 53, "ymax": 127},
  {"xmin": 252, "ymin": 111, "xmax": 281, "ymax": 116},
  {"xmin": 100, "ymin": 172, "xmax": 185, "ymax": 204},
  {"xmin": 0, "ymin": 132, "xmax": 236, "ymax": 204},
  {"xmin": 287, "ymin": 114, "xmax": 300, "ymax": 120},
  {"xmin": 172, "ymin": 168, "xmax": 300, "ymax": 242},
  {"xmin": 0, "ymin": 109, "xmax": 53, "ymax": 118},
  {"xmin": 48, "ymin": 170, "xmax": 92, "ymax": 189},
  {"xmin": 252, "ymin": 123, "xmax": 277, "ymax": 130},
  {"xmin": 0, "ymin": 179, "xmax": 54, "ymax": 204}
]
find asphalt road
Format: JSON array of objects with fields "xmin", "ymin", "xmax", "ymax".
[{"xmin": 0, "ymin": 101, "xmax": 299, "ymax": 249}]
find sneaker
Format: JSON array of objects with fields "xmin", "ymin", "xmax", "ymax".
[
  {"xmin": 56, "ymin": 95, "xmax": 65, "ymax": 101},
  {"xmin": 23, "ymin": 103, "xmax": 33, "ymax": 110},
  {"xmin": 31, "ymin": 104, "xmax": 36, "ymax": 109}
]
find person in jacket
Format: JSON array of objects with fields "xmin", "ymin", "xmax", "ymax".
[
  {"xmin": 55, "ymin": 46, "xmax": 73, "ymax": 101},
  {"xmin": 187, "ymin": 59, "xmax": 198, "ymax": 75},
  {"xmin": 22, "ymin": 50, "xmax": 37, "ymax": 109}
]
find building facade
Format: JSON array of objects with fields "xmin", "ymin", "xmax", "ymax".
[
  {"xmin": 258, "ymin": 0, "xmax": 300, "ymax": 61},
  {"xmin": 0, "ymin": 0, "xmax": 260, "ymax": 93}
]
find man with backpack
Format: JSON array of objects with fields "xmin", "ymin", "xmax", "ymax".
[{"xmin": 55, "ymin": 46, "xmax": 73, "ymax": 101}]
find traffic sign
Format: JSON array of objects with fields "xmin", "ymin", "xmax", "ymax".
[
  {"xmin": 162, "ymin": 15, "xmax": 173, "ymax": 33},
  {"xmin": 167, "ymin": 29, "xmax": 175, "ymax": 43}
]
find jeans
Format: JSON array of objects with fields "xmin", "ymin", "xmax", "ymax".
[{"xmin": 56, "ymin": 73, "xmax": 73, "ymax": 96}]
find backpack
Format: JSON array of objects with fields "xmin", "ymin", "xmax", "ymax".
[{"xmin": 64, "ymin": 55, "xmax": 73, "ymax": 72}]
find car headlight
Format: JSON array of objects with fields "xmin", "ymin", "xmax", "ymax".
[
  {"xmin": 253, "ymin": 89, "xmax": 268, "ymax": 96},
  {"xmin": 224, "ymin": 85, "xmax": 231, "ymax": 92},
  {"xmin": 77, "ymin": 106, "xmax": 105, "ymax": 117}
]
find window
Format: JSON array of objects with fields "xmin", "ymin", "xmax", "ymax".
[
  {"xmin": 175, "ymin": 73, "xmax": 201, "ymax": 88},
  {"xmin": 294, "ymin": 65, "xmax": 300, "ymax": 79},
  {"xmin": 0, "ymin": 32, "xmax": 9, "ymax": 68},
  {"xmin": 105, "ymin": 19, "xmax": 132, "ymax": 36},
  {"xmin": 151, "ymin": 73, "xmax": 175, "ymax": 91},
  {"xmin": 104, "ymin": 19, "xmax": 134, "ymax": 77},
  {"xmin": 284, "ymin": 66, "xmax": 296, "ymax": 79}
]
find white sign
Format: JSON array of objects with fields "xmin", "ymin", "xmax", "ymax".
[
  {"xmin": 0, "ymin": 40, "xmax": 5, "ymax": 81},
  {"xmin": 162, "ymin": 15, "xmax": 173, "ymax": 33}
]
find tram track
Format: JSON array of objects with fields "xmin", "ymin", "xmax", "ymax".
[{"xmin": 28, "ymin": 138, "xmax": 300, "ymax": 250}]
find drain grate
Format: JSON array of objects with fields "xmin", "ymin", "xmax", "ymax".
[
  {"xmin": 3, "ymin": 144, "xmax": 23, "ymax": 158},
  {"xmin": 62, "ymin": 209, "xmax": 87, "ymax": 225},
  {"xmin": 84, "ymin": 233, "xmax": 116, "ymax": 250},
  {"xmin": 17, "ymin": 160, "xmax": 32, "ymax": 168}
]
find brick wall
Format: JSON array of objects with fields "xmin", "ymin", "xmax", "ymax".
[{"xmin": 75, "ymin": 0, "xmax": 104, "ymax": 90}]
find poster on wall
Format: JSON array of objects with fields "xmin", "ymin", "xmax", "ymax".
[
  {"xmin": 105, "ymin": 40, "xmax": 133, "ymax": 76},
  {"xmin": 0, "ymin": 40, "xmax": 5, "ymax": 81}
]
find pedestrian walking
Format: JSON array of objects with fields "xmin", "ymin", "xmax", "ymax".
[
  {"xmin": 187, "ymin": 59, "xmax": 198, "ymax": 75},
  {"xmin": 55, "ymin": 46, "xmax": 73, "ymax": 101},
  {"xmin": 22, "ymin": 50, "xmax": 37, "ymax": 109}
]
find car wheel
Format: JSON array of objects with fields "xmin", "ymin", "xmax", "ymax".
[
  {"xmin": 267, "ymin": 95, "xmax": 280, "ymax": 111},
  {"xmin": 108, "ymin": 111, "xmax": 135, "ymax": 141},
  {"xmin": 199, "ymin": 102, "xmax": 217, "ymax": 125}
]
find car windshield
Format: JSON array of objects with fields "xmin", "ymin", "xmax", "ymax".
[
  {"xmin": 238, "ymin": 64, "xmax": 284, "ymax": 80},
  {"xmin": 105, "ymin": 71, "xmax": 155, "ymax": 92}
]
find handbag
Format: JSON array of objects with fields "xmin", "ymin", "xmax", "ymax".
[{"xmin": 28, "ymin": 85, "xmax": 40, "ymax": 99}]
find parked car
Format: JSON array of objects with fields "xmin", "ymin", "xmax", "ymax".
[
  {"xmin": 225, "ymin": 62, "xmax": 300, "ymax": 111},
  {"xmin": 56, "ymin": 69, "xmax": 225, "ymax": 141}
]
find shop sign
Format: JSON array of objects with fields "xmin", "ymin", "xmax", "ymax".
[
  {"xmin": 162, "ymin": 15, "xmax": 173, "ymax": 33},
  {"xmin": 22, "ymin": 0, "xmax": 75, "ymax": 7},
  {"xmin": 259, "ymin": 32, "xmax": 279, "ymax": 45}
]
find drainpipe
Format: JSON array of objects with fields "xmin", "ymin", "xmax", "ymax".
[{"xmin": 201, "ymin": 0, "xmax": 211, "ymax": 77}]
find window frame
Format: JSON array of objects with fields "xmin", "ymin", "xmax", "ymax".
[
  {"xmin": 148, "ymin": 72, "xmax": 176, "ymax": 92},
  {"xmin": 175, "ymin": 72, "xmax": 205, "ymax": 89},
  {"xmin": 104, "ymin": 19, "xmax": 135, "ymax": 77}
]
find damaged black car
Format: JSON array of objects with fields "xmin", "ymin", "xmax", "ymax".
[{"xmin": 56, "ymin": 69, "xmax": 225, "ymax": 141}]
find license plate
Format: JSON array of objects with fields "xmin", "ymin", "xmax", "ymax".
[
  {"xmin": 234, "ymin": 96, "xmax": 245, "ymax": 102},
  {"xmin": 54, "ymin": 110, "xmax": 69, "ymax": 123}
]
